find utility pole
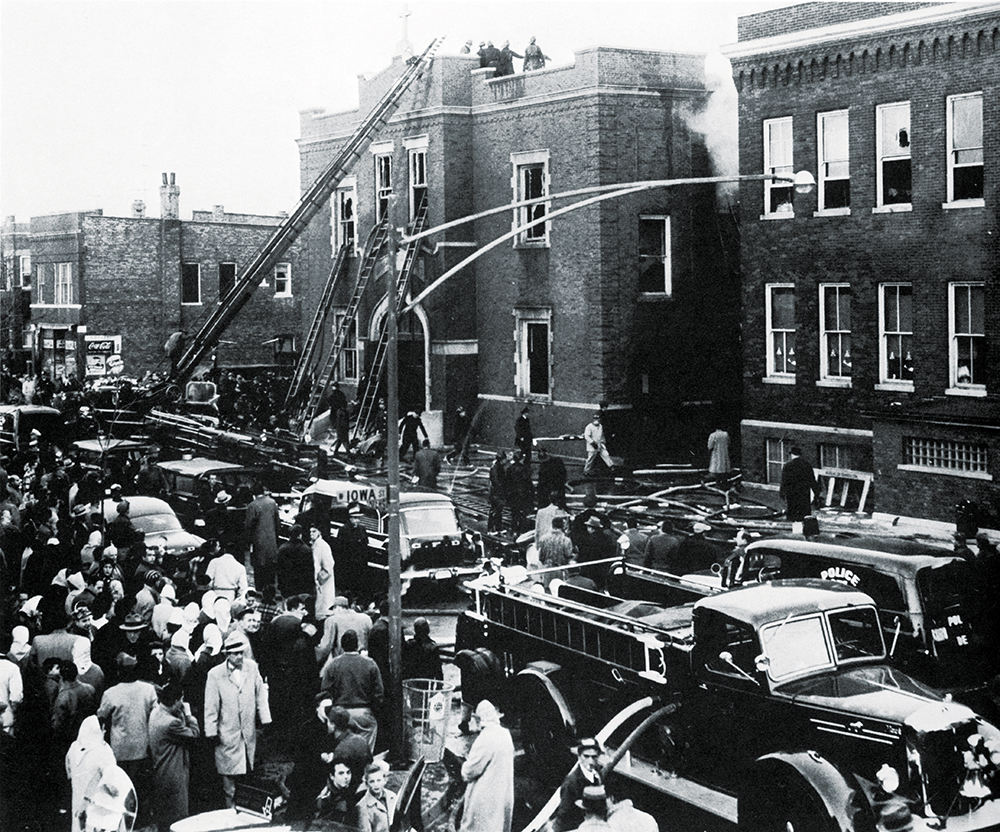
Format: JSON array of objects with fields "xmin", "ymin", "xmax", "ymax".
[{"xmin": 385, "ymin": 195, "xmax": 407, "ymax": 766}]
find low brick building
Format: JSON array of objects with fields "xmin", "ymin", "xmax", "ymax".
[
  {"xmin": 298, "ymin": 45, "xmax": 740, "ymax": 460},
  {"xmin": 7, "ymin": 176, "xmax": 306, "ymax": 380},
  {"xmin": 724, "ymin": 1, "xmax": 1000, "ymax": 524}
]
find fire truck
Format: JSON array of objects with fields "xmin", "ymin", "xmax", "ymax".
[{"xmin": 455, "ymin": 564, "xmax": 1000, "ymax": 830}]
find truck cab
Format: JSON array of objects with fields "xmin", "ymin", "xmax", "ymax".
[
  {"xmin": 725, "ymin": 536, "xmax": 1000, "ymax": 717},
  {"xmin": 459, "ymin": 567, "xmax": 1000, "ymax": 831}
]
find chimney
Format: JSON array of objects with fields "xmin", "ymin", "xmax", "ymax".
[
  {"xmin": 160, "ymin": 172, "xmax": 180, "ymax": 219},
  {"xmin": 212, "ymin": 205, "xmax": 225, "ymax": 222},
  {"xmin": 132, "ymin": 200, "xmax": 146, "ymax": 218}
]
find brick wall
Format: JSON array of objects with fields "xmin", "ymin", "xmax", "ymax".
[
  {"xmin": 731, "ymin": 3, "xmax": 1000, "ymax": 516},
  {"xmin": 737, "ymin": 2, "xmax": 943, "ymax": 42},
  {"xmin": 77, "ymin": 214, "xmax": 307, "ymax": 377},
  {"xmin": 298, "ymin": 49, "xmax": 740, "ymax": 459},
  {"xmin": 874, "ymin": 418, "xmax": 999, "ymax": 526}
]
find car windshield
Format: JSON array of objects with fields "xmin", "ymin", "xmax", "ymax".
[
  {"xmin": 400, "ymin": 505, "xmax": 461, "ymax": 539},
  {"xmin": 133, "ymin": 513, "xmax": 183, "ymax": 534},
  {"xmin": 761, "ymin": 614, "xmax": 834, "ymax": 681},
  {"xmin": 828, "ymin": 606, "xmax": 885, "ymax": 662}
]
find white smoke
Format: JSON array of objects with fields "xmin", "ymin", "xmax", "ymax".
[{"xmin": 680, "ymin": 51, "xmax": 739, "ymax": 208}]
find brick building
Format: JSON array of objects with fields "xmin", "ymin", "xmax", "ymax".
[
  {"xmin": 3, "ymin": 175, "xmax": 306, "ymax": 381},
  {"xmin": 1, "ymin": 217, "xmax": 33, "ymax": 375},
  {"xmin": 298, "ymin": 46, "xmax": 739, "ymax": 459},
  {"xmin": 724, "ymin": 2, "xmax": 1000, "ymax": 524}
]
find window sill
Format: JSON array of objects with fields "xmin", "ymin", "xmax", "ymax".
[
  {"xmin": 872, "ymin": 204, "xmax": 912, "ymax": 214},
  {"xmin": 816, "ymin": 378, "xmax": 852, "ymax": 388},
  {"xmin": 763, "ymin": 376, "xmax": 796, "ymax": 385},
  {"xmin": 813, "ymin": 208, "xmax": 851, "ymax": 217},
  {"xmin": 941, "ymin": 198, "xmax": 985, "ymax": 210},
  {"xmin": 514, "ymin": 241, "xmax": 550, "ymax": 250},
  {"xmin": 897, "ymin": 463, "xmax": 992, "ymax": 482},
  {"xmin": 274, "ymin": 294, "xmax": 293, "ymax": 300},
  {"xmin": 759, "ymin": 212, "xmax": 795, "ymax": 221},
  {"xmin": 181, "ymin": 302, "xmax": 203, "ymax": 306},
  {"xmin": 945, "ymin": 386, "xmax": 987, "ymax": 398},
  {"xmin": 517, "ymin": 393, "xmax": 552, "ymax": 404},
  {"xmin": 874, "ymin": 381, "xmax": 914, "ymax": 392},
  {"xmin": 638, "ymin": 292, "xmax": 673, "ymax": 302}
]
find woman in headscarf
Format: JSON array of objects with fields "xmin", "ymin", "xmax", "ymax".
[
  {"xmin": 459, "ymin": 700, "xmax": 515, "ymax": 832},
  {"xmin": 72, "ymin": 638, "xmax": 104, "ymax": 701},
  {"xmin": 66, "ymin": 715, "xmax": 117, "ymax": 832}
]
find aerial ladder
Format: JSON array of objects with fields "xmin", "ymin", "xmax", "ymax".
[
  {"xmin": 350, "ymin": 191, "xmax": 430, "ymax": 441},
  {"xmin": 294, "ymin": 216, "xmax": 390, "ymax": 433},
  {"xmin": 146, "ymin": 37, "xmax": 444, "ymax": 404},
  {"xmin": 284, "ymin": 242, "xmax": 353, "ymax": 409}
]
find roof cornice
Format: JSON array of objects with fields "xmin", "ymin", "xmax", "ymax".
[{"xmin": 722, "ymin": 1, "xmax": 1000, "ymax": 60}]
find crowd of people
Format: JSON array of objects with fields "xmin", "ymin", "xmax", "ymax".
[
  {"xmin": 460, "ymin": 37, "xmax": 551, "ymax": 76},
  {"xmin": 0, "ymin": 414, "xmax": 452, "ymax": 832}
]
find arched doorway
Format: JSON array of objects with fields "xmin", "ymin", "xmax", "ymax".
[{"xmin": 368, "ymin": 297, "xmax": 430, "ymax": 415}]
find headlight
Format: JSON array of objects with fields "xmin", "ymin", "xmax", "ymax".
[{"xmin": 876, "ymin": 763, "xmax": 900, "ymax": 794}]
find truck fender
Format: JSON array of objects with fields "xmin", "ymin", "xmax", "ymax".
[
  {"xmin": 739, "ymin": 751, "xmax": 860, "ymax": 832},
  {"xmin": 515, "ymin": 663, "xmax": 576, "ymax": 735}
]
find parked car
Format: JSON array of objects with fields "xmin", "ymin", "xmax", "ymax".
[
  {"xmin": 155, "ymin": 456, "xmax": 298, "ymax": 524},
  {"xmin": 0, "ymin": 404, "xmax": 64, "ymax": 457},
  {"xmin": 102, "ymin": 496, "xmax": 205, "ymax": 562},
  {"xmin": 286, "ymin": 478, "xmax": 484, "ymax": 599},
  {"xmin": 72, "ymin": 438, "xmax": 155, "ymax": 490}
]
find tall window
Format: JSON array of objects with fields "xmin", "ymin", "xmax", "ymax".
[
  {"xmin": 408, "ymin": 147, "xmax": 427, "ymax": 220},
  {"xmin": 332, "ymin": 309, "xmax": 358, "ymax": 381},
  {"xmin": 880, "ymin": 283, "xmax": 913, "ymax": 383},
  {"xmin": 763, "ymin": 117, "xmax": 793, "ymax": 215},
  {"xmin": 638, "ymin": 216, "xmax": 671, "ymax": 295},
  {"xmin": 375, "ymin": 154, "xmax": 392, "ymax": 222},
  {"xmin": 181, "ymin": 263, "xmax": 201, "ymax": 305},
  {"xmin": 332, "ymin": 184, "xmax": 356, "ymax": 255},
  {"xmin": 218, "ymin": 262, "xmax": 236, "ymax": 300},
  {"xmin": 19, "ymin": 254, "xmax": 31, "ymax": 288},
  {"xmin": 766, "ymin": 284, "xmax": 796, "ymax": 378},
  {"xmin": 515, "ymin": 308, "xmax": 552, "ymax": 399},
  {"xmin": 766, "ymin": 438, "xmax": 788, "ymax": 484},
  {"xmin": 512, "ymin": 150, "xmax": 550, "ymax": 245},
  {"xmin": 54, "ymin": 263, "xmax": 73, "ymax": 305},
  {"xmin": 818, "ymin": 110, "xmax": 850, "ymax": 211},
  {"xmin": 947, "ymin": 93, "xmax": 983, "ymax": 203},
  {"xmin": 950, "ymin": 283, "xmax": 985, "ymax": 388},
  {"xmin": 877, "ymin": 102, "xmax": 911, "ymax": 206},
  {"xmin": 819, "ymin": 284, "xmax": 851, "ymax": 381},
  {"xmin": 274, "ymin": 263, "xmax": 292, "ymax": 297}
]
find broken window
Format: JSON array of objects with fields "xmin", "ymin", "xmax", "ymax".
[
  {"xmin": 764, "ymin": 117, "xmax": 793, "ymax": 215},
  {"xmin": 877, "ymin": 102, "xmax": 911, "ymax": 206},
  {"xmin": 638, "ymin": 216, "xmax": 671, "ymax": 295},
  {"xmin": 218, "ymin": 262, "xmax": 236, "ymax": 300},
  {"xmin": 181, "ymin": 263, "xmax": 201, "ymax": 305}
]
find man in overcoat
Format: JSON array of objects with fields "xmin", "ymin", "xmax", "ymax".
[
  {"xmin": 245, "ymin": 482, "xmax": 280, "ymax": 596},
  {"xmin": 203, "ymin": 631, "xmax": 272, "ymax": 808},
  {"xmin": 147, "ymin": 684, "xmax": 200, "ymax": 832},
  {"xmin": 779, "ymin": 446, "xmax": 819, "ymax": 523},
  {"xmin": 459, "ymin": 699, "xmax": 514, "ymax": 832}
]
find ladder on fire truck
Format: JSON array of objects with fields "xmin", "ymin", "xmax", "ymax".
[
  {"xmin": 147, "ymin": 37, "xmax": 444, "ymax": 402},
  {"xmin": 295, "ymin": 217, "xmax": 390, "ymax": 430},
  {"xmin": 350, "ymin": 191, "xmax": 430, "ymax": 440},
  {"xmin": 284, "ymin": 242, "xmax": 352, "ymax": 409}
]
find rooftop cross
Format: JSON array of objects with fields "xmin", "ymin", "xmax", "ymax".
[{"xmin": 396, "ymin": 3, "xmax": 413, "ymax": 59}]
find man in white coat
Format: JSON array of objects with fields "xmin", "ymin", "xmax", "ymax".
[
  {"xmin": 459, "ymin": 699, "xmax": 515, "ymax": 832},
  {"xmin": 203, "ymin": 631, "xmax": 271, "ymax": 808},
  {"xmin": 583, "ymin": 412, "xmax": 614, "ymax": 476}
]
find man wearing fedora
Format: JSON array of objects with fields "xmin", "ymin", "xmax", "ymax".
[
  {"xmin": 97, "ymin": 653, "xmax": 157, "ymax": 820},
  {"xmin": 336, "ymin": 504, "xmax": 369, "ymax": 599},
  {"xmin": 553, "ymin": 737, "xmax": 605, "ymax": 832},
  {"xmin": 205, "ymin": 490, "xmax": 239, "ymax": 554},
  {"xmin": 203, "ymin": 630, "xmax": 272, "ymax": 808}
]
